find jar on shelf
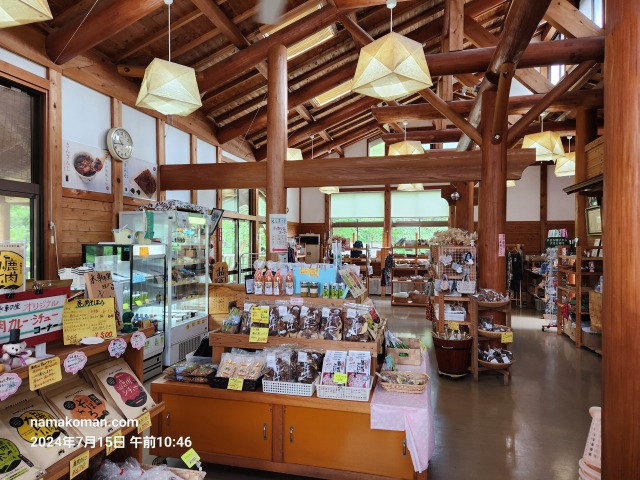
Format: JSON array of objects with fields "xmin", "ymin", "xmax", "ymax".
[
  {"xmin": 300, "ymin": 281, "xmax": 309, "ymax": 297},
  {"xmin": 309, "ymin": 282, "xmax": 319, "ymax": 298}
]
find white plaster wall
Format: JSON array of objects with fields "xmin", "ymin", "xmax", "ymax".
[
  {"xmin": 343, "ymin": 139, "xmax": 367, "ymax": 157},
  {"xmin": 164, "ymin": 124, "xmax": 190, "ymax": 202},
  {"xmin": 301, "ymin": 188, "xmax": 325, "ymax": 223},
  {"xmin": 122, "ymin": 104, "xmax": 156, "ymax": 163},
  {"xmin": 547, "ymin": 165, "xmax": 576, "ymax": 220},
  {"xmin": 507, "ymin": 165, "xmax": 540, "ymax": 221},
  {"xmin": 196, "ymin": 138, "xmax": 217, "ymax": 209},
  {"xmin": 287, "ymin": 188, "xmax": 300, "ymax": 223},
  {"xmin": 62, "ymin": 77, "xmax": 110, "ymax": 147},
  {"xmin": 0, "ymin": 47, "xmax": 46, "ymax": 78}
]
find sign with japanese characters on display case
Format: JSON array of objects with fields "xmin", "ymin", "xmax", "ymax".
[
  {"xmin": 0, "ymin": 289, "xmax": 67, "ymax": 345},
  {"xmin": 0, "ymin": 242, "xmax": 25, "ymax": 294}
]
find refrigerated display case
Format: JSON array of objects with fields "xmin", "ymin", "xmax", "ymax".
[
  {"xmin": 82, "ymin": 243, "xmax": 166, "ymax": 380},
  {"xmin": 120, "ymin": 210, "xmax": 209, "ymax": 365}
]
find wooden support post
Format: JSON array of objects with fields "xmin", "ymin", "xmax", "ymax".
[
  {"xmin": 156, "ymin": 119, "xmax": 166, "ymax": 202},
  {"xmin": 45, "ymin": 70, "xmax": 62, "ymax": 279},
  {"xmin": 491, "ymin": 63, "xmax": 515, "ymax": 144},
  {"xmin": 190, "ymin": 135, "xmax": 198, "ymax": 205},
  {"xmin": 384, "ymin": 185, "xmax": 391, "ymax": 248},
  {"xmin": 478, "ymin": 89, "xmax": 507, "ymax": 296},
  {"xmin": 111, "ymin": 99, "xmax": 123, "ymax": 227},
  {"xmin": 603, "ymin": 1, "xmax": 640, "ymax": 476},
  {"xmin": 574, "ymin": 108, "xmax": 598, "ymax": 245},
  {"xmin": 540, "ymin": 164, "xmax": 547, "ymax": 253},
  {"xmin": 266, "ymin": 44, "xmax": 288, "ymax": 261}
]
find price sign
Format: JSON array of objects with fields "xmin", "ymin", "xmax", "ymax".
[
  {"xmin": 106, "ymin": 430, "xmax": 123, "ymax": 456},
  {"xmin": 0, "ymin": 373, "xmax": 22, "ymax": 401},
  {"xmin": 62, "ymin": 298, "xmax": 117, "ymax": 345},
  {"xmin": 501, "ymin": 331, "xmax": 514, "ymax": 343},
  {"xmin": 333, "ymin": 373, "xmax": 347, "ymax": 384},
  {"xmin": 300, "ymin": 267, "xmax": 319, "ymax": 277},
  {"xmin": 227, "ymin": 378, "xmax": 244, "ymax": 391},
  {"xmin": 29, "ymin": 357, "xmax": 62, "ymax": 391},
  {"xmin": 108, "ymin": 338, "xmax": 128, "ymax": 358},
  {"xmin": 130, "ymin": 331, "xmax": 147, "ymax": 350},
  {"xmin": 249, "ymin": 327, "xmax": 269, "ymax": 343},
  {"xmin": 139, "ymin": 247, "xmax": 149, "ymax": 256},
  {"xmin": 250, "ymin": 306, "xmax": 269, "ymax": 325},
  {"xmin": 181, "ymin": 448, "xmax": 201, "ymax": 468},
  {"xmin": 63, "ymin": 351, "xmax": 88, "ymax": 374},
  {"xmin": 448, "ymin": 321, "xmax": 460, "ymax": 331},
  {"xmin": 69, "ymin": 451, "xmax": 89, "ymax": 479},
  {"xmin": 137, "ymin": 411, "xmax": 152, "ymax": 433}
]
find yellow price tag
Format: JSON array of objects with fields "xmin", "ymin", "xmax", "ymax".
[
  {"xmin": 106, "ymin": 430, "xmax": 123, "ymax": 456},
  {"xmin": 501, "ymin": 331, "xmax": 514, "ymax": 343},
  {"xmin": 448, "ymin": 321, "xmax": 460, "ymax": 331},
  {"xmin": 249, "ymin": 327, "xmax": 269, "ymax": 343},
  {"xmin": 300, "ymin": 267, "xmax": 319, "ymax": 277},
  {"xmin": 29, "ymin": 357, "xmax": 62, "ymax": 391},
  {"xmin": 250, "ymin": 306, "xmax": 269, "ymax": 325},
  {"xmin": 228, "ymin": 378, "xmax": 244, "ymax": 390},
  {"xmin": 139, "ymin": 247, "xmax": 149, "ymax": 256},
  {"xmin": 137, "ymin": 411, "xmax": 152, "ymax": 433},
  {"xmin": 333, "ymin": 373, "xmax": 347, "ymax": 384},
  {"xmin": 181, "ymin": 448, "xmax": 201, "ymax": 468},
  {"xmin": 69, "ymin": 451, "xmax": 89, "ymax": 479}
]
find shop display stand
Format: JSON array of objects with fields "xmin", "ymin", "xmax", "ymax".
[
  {"xmin": 474, "ymin": 302, "xmax": 513, "ymax": 386},
  {"xmin": 433, "ymin": 294, "xmax": 477, "ymax": 379},
  {"xmin": 524, "ymin": 255, "xmax": 546, "ymax": 313},
  {"xmin": 388, "ymin": 244, "xmax": 433, "ymax": 306},
  {"xmin": 542, "ymin": 248, "xmax": 558, "ymax": 331},
  {"xmin": 21, "ymin": 327, "xmax": 165, "ymax": 479}
]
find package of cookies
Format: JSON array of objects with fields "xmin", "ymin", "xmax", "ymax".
[
  {"xmin": 346, "ymin": 351, "xmax": 371, "ymax": 388},
  {"xmin": 320, "ymin": 350, "xmax": 347, "ymax": 385},
  {"xmin": 216, "ymin": 353, "xmax": 238, "ymax": 378},
  {"xmin": 320, "ymin": 306, "xmax": 343, "ymax": 340},
  {"xmin": 297, "ymin": 306, "xmax": 321, "ymax": 339}
]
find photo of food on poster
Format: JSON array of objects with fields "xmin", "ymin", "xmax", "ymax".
[
  {"xmin": 62, "ymin": 139, "xmax": 112, "ymax": 194},
  {"xmin": 122, "ymin": 158, "xmax": 158, "ymax": 200}
]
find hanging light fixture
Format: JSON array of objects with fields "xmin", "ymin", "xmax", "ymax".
[
  {"xmin": 286, "ymin": 148, "xmax": 303, "ymax": 161},
  {"xmin": 390, "ymin": 121, "xmax": 424, "ymax": 192},
  {"xmin": 136, "ymin": 0, "xmax": 202, "ymax": 116},
  {"xmin": 555, "ymin": 135, "xmax": 576, "ymax": 177},
  {"xmin": 522, "ymin": 113, "xmax": 564, "ymax": 161},
  {"xmin": 351, "ymin": 0, "xmax": 432, "ymax": 101},
  {"xmin": 314, "ymin": 134, "xmax": 339, "ymax": 194},
  {"xmin": 0, "ymin": 0, "xmax": 52, "ymax": 28},
  {"xmin": 506, "ymin": 180, "xmax": 517, "ymax": 187}
]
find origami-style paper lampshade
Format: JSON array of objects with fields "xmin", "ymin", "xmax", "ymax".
[
  {"xmin": 506, "ymin": 180, "xmax": 517, "ymax": 187},
  {"xmin": 136, "ymin": 58, "xmax": 202, "ymax": 116},
  {"xmin": 351, "ymin": 31, "xmax": 433, "ymax": 101},
  {"xmin": 388, "ymin": 140, "xmax": 424, "ymax": 156},
  {"xmin": 319, "ymin": 186, "xmax": 339, "ymax": 195},
  {"xmin": 554, "ymin": 152, "xmax": 576, "ymax": 177},
  {"xmin": 286, "ymin": 148, "xmax": 303, "ymax": 161},
  {"xmin": 522, "ymin": 131, "xmax": 564, "ymax": 161},
  {"xmin": 0, "ymin": 0, "xmax": 52, "ymax": 28}
]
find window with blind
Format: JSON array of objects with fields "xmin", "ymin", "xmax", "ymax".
[
  {"xmin": 331, "ymin": 192, "xmax": 385, "ymax": 248},
  {"xmin": 391, "ymin": 190, "xmax": 449, "ymax": 244}
]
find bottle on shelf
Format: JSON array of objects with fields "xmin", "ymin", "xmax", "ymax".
[
  {"xmin": 285, "ymin": 269, "xmax": 294, "ymax": 296},
  {"xmin": 274, "ymin": 269, "xmax": 282, "ymax": 296},
  {"xmin": 264, "ymin": 269, "xmax": 274, "ymax": 295},
  {"xmin": 254, "ymin": 267, "xmax": 264, "ymax": 295}
]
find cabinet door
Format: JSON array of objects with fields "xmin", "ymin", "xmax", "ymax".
[
  {"xmin": 284, "ymin": 406, "xmax": 415, "ymax": 479},
  {"xmin": 154, "ymin": 394, "xmax": 272, "ymax": 460}
]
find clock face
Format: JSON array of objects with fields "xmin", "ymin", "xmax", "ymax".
[{"xmin": 109, "ymin": 128, "xmax": 133, "ymax": 160}]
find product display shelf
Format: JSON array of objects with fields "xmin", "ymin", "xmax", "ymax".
[
  {"xmin": 149, "ymin": 378, "xmax": 425, "ymax": 480},
  {"xmin": 542, "ymin": 248, "xmax": 558, "ymax": 330},
  {"xmin": 557, "ymin": 246, "xmax": 604, "ymax": 351},
  {"xmin": 474, "ymin": 301, "xmax": 513, "ymax": 385},
  {"xmin": 388, "ymin": 245, "xmax": 434, "ymax": 306},
  {"xmin": 524, "ymin": 255, "xmax": 546, "ymax": 307},
  {"xmin": 44, "ymin": 403, "xmax": 166, "ymax": 480}
]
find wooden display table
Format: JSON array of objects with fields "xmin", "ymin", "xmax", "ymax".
[{"xmin": 150, "ymin": 379, "xmax": 426, "ymax": 480}]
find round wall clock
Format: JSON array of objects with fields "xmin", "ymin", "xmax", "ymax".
[{"xmin": 106, "ymin": 127, "xmax": 133, "ymax": 161}]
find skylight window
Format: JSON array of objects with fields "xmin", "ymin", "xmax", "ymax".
[{"xmin": 311, "ymin": 80, "xmax": 353, "ymax": 107}]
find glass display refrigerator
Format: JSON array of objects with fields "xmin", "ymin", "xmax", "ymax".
[
  {"xmin": 120, "ymin": 210, "xmax": 209, "ymax": 366},
  {"xmin": 82, "ymin": 243, "xmax": 166, "ymax": 380}
]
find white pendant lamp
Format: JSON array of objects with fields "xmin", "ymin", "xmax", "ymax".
[
  {"xmin": 314, "ymin": 134, "xmax": 339, "ymax": 194},
  {"xmin": 555, "ymin": 135, "xmax": 576, "ymax": 177},
  {"xmin": 522, "ymin": 114, "xmax": 564, "ymax": 161},
  {"xmin": 351, "ymin": 0, "xmax": 432, "ymax": 101},
  {"xmin": 390, "ymin": 121, "xmax": 424, "ymax": 192},
  {"xmin": 0, "ymin": 0, "xmax": 52, "ymax": 28},
  {"xmin": 136, "ymin": 0, "xmax": 202, "ymax": 116},
  {"xmin": 286, "ymin": 148, "xmax": 303, "ymax": 161}
]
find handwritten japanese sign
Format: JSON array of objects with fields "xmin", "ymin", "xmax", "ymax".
[
  {"xmin": 0, "ymin": 292, "xmax": 66, "ymax": 345},
  {"xmin": 268, "ymin": 214, "xmax": 288, "ymax": 253},
  {"xmin": 130, "ymin": 331, "xmax": 146, "ymax": 350},
  {"xmin": 63, "ymin": 298, "xmax": 117, "ymax": 345},
  {"xmin": 29, "ymin": 357, "xmax": 62, "ymax": 391},
  {"xmin": 0, "ymin": 242, "xmax": 25, "ymax": 294},
  {"xmin": 211, "ymin": 262, "xmax": 229, "ymax": 283},
  {"xmin": 84, "ymin": 271, "xmax": 123, "ymax": 329},
  {"xmin": 108, "ymin": 338, "xmax": 127, "ymax": 358},
  {"xmin": 69, "ymin": 450, "xmax": 89, "ymax": 479},
  {"xmin": 0, "ymin": 373, "xmax": 22, "ymax": 401},
  {"xmin": 63, "ymin": 352, "xmax": 88, "ymax": 374}
]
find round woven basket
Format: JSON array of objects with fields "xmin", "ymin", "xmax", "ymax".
[
  {"xmin": 478, "ymin": 326, "xmax": 512, "ymax": 338},
  {"xmin": 379, "ymin": 372, "xmax": 429, "ymax": 394},
  {"xmin": 478, "ymin": 358, "xmax": 515, "ymax": 370},
  {"xmin": 477, "ymin": 299, "xmax": 510, "ymax": 308}
]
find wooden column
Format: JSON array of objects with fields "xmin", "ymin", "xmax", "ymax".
[
  {"xmin": 190, "ymin": 135, "xmax": 198, "ymax": 205},
  {"xmin": 603, "ymin": 0, "xmax": 640, "ymax": 477},
  {"xmin": 111, "ymin": 99, "xmax": 123, "ymax": 227},
  {"xmin": 574, "ymin": 108, "xmax": 598, "ymax": 244},
  {"xmin": 45, "ymin": 69, "xmax": 62, "ymax": 279},
  {"xmin": 384, "ymin": 185, "xmax": 391, "ymax": 247},
  {"xmin": 265, "ymin": 43, "xmax": 288, "ymax": 260},
  {"xmin": 156, "ymin": 119, "xmax": 166, "ymax": 202},
  {"xmin": 478, "ymin": 89, "xmax": 507, "ymax": 295},
  {"xmin": 540, "ymin": 164, "xmax": 547, "ymax": 252}
]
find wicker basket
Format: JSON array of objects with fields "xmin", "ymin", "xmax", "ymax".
[
  {"xmin": 409, "ymin": 291, "xmax": 428, "ymax": 304},
  {"xmin": 478, "ymin": 326, "xmax": 512, "ymax": 339},
  {"xmin": 142, "ymin": 465, "xmax": 206, "ymax": 480},
  {"xmin": 379, "ymin": 372, "xmax": 428, "ymax": 394},
  {"xmin": 477, "ymin": 299, "xmax": 510, "ymax": 308},
  {"xmin": 478, "ymin": 358, "xmax": 515, "ymax": 370},
  {"xmin": 393, "ymin": 295, "xmax": 410, "ymax": 304}
]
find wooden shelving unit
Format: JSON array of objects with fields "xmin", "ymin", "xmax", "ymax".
[
  {"xmin": 524, "ymin": 255, "xmax": 546, "ymax": 310},
  {"xmin": 475, "ymin": 302, "xmax": 513, "ymax": 386},
  {"xmin": 387, "ymin": 244, "xmax": 433, "ymax": 306}
]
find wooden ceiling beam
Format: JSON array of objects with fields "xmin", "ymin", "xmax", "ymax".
[
  {"xmin": 543, "ymin": 0, "xmax": 603, "ymax": 38},
  {"xmin": 191, "ymin": 0, "xmax": 249, "ymax": 48},
  {"xmin": 372, "ymin": 88, "xmax": 603, "ymax": 123},
  {"xmin": 463, "ymin": 15, "xmax": 554, "ymax": 93},
  {"xmin": 418, "ymin": 88, "xmax": 482, "ymax": 145},
  {"xmin": 159, "ymin": 149, "xmax": 536, "ymax": 190},
  {"xmin": 46, "ymin": 0, "xmax": 165, "ymax": 65},
  {"xmin": 306, "ymin": 122, "xmax": 379, "ymax": 159},
  {"xmin": 197, "ymin": 5, "xmax": 345, "ymax": 94},
  {"xmin": 295, "ymin": 105, "xmax": 315, "ymax": 123},
  {"xmin": 49, "ymin": 0, "xmax": 98, "ymax": 29},
  {"xmin": 334, "ymin": 0, "xmax": 412, "ymax": 8}
]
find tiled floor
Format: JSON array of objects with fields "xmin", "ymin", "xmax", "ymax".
[{"xmin": 151, "ymin": 302, "xmax": 602, "ymax": 480}]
